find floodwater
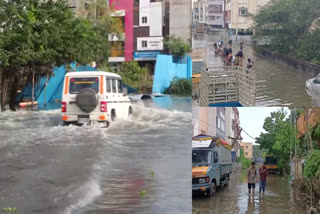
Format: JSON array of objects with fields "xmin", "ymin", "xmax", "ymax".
[
  {"xmin": 193, "ymin": 171, "xmax": 305, "ymax": 214},
  {"xmin": 0, "ymin": 96, "xmax": 192, "ymax": 214},
  {"xmin": 193, "ymin": 38, "xmax": 317, "ymax": 107}
]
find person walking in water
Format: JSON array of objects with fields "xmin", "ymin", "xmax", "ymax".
[
  {"xmin": 259, "ymin": 162, "xmax": 268, "ymax": 194},
  {"xmin": 247, "ymin": 58, "xmax": 254, "ymax": 69},
  {"xmin": 248, "ymin": 162, "xmax": 257, "ymax": 195}
]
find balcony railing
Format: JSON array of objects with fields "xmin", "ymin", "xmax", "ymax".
[
  {"xmin": 108, "ymin": 33, "xmax": 125, "ymax": 41},
  {"xmin": 111, "ymin": 50, "xmax": 125, "ymax": 57}
]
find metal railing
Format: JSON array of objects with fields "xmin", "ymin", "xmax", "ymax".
[
  {"xmin": 199, "ymin": 66, "xmax": 256, "ymax": 106},
  {"xmin": 110, "ymin": 50, "xmax": 124, "ymax": 57}
]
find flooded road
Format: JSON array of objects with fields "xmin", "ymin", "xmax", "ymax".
[
  {"xmin": 193, "ymin": 38, "xmax": 317, "ymax": 107},
  {"xmin": 0, "ymin": 97, "xmax": 192, "ymax": 214},
  {"xmin": 193, "ymin": 171, "xmax": 305, "ymax": 214}
]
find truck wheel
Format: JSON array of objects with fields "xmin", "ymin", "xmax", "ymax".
[{"xmin": 208, "ymin": 182, "xmax": 216, "ymax": 197}]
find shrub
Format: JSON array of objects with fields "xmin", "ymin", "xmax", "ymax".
[
  {"xmin": 304, "ymin": 150, "xmax": 320, "ymax": 179},
  {"xmin": 164, "ymin": 78, "xmax": 192, "ymax": 96}
]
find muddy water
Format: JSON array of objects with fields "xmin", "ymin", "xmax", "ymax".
[
  {"xmin": 0, "ymin": 97, "xmax": 192, "ymax": 214},
  {"xmin": 193, "ymin": 38, "xmax": 317, "ymax": 107},
  {"xmin": 193, "ymin": 171, "xmax": 305, "ymax": 214}
]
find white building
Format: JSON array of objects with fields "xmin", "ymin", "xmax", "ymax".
[
  {"xmin": 206, "ymin": 0, "xmax": 224, "ymax": 28},
  {"xmin": 225, "ymin": 107, "xmax": 241, "ymax": 157}
]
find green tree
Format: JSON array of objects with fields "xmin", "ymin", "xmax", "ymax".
[
  {"xmin": 0, "ymin": 0, "xmax": 112, "ymax": 111},
  {"xmin": 117, "ymin": 61, "xmax": 152, "ymax": 94},
  {"xmin": 256, "ymin": 108, "xmax": 296, "ymax": 173},
  {"xmin": 164, "ymin": 36, "xmax": 191, "ymax": 61},
  {"xmin": 237, "ymin": 148, "xmax": 252, "ymax": 169},
  {"xmin": 252, "ymin": 0, "xmax": 320, "ymax": 63},
  {"xmin": 164, "ymin": 78, "xmax": 192, "ymax": 96}
]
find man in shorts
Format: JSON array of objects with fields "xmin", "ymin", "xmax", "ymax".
[{"xmin": 248, "ymin": 162, "xmax": 257, "ymax": 195}]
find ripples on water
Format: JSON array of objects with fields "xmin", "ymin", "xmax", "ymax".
[
  {"xmin": 193, "ymin": 172, "xmax": 305, "ymax": 214},
  {"xmin": 0, "ymin": 99, "xmax": 192, "ymax": 214}
]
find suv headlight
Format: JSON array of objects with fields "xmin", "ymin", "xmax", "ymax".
[{"xmin": 199, "ymin": 178, "xmax": 206, "ymax": 183}]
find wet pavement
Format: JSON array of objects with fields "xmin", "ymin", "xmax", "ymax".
[
  {"xmin": 0, "ymin": 96, "xmax": 192, "ymax": 214},
  {"xmin": 193, "ymin": 171, "xmax": 305, "ymax": 214},
  {"xmin": 193, "ymin": 38, "xmax": 317, "ymax": 107}
]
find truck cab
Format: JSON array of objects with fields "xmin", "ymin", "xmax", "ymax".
[
  {"xmin": 192, "ymin": 135, "xmax": 232, "ymax": 197},
  {"xmin": 265, "ymin": 155, "xmax": 280, "ymax": 174}
]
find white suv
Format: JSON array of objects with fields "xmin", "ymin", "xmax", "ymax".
[{"xmin": 61, "ymin": 71, "xmax": 132, "ymax": 127}]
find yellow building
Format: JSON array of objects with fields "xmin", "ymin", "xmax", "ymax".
[
  {"xmin": 225, "ymin": 0, "xmax": 271, "ymax": 34},
  {"xmin": 240, "ymin": 142, "xmax": 253, "ymax": 159}
]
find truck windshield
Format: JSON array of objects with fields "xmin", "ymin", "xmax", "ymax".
[
  {"xmin": 69, "ymin": 77, "xmax": 99, "ymax": 94},
  {"xmin": 192, "ymin": 150, "xmax": 212, "ymax": 165},
  {"xmin": 266, "ymin": 156, "xmax": 277, "ymax": 165}
]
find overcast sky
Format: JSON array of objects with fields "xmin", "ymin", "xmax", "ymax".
[{"xmin": 238, "ymin": 107, "xmax": 288, "ymax": 145}]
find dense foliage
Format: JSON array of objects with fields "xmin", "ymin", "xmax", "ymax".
[
  {"xmin": 164, "ymin": 36, "xmax": 191, "ymax": 60},
  {"xmin": 236, "ymin": 148, "xmax": 252, "ymax": 169},
  {"xmin": 117, "ymin": 61, "xmax": 152, "ymax": 94},
  {"xmin": 304, "ymin": 150, "xmax": 320, "ymax": 179},
  {"xmin": 0, "ymin": 0, "xmax": 115, "ymax": 111},
  {"xmin": 256, "ymin": 108, "xmax": 296, "ymax": 173},
  {"xmin": 252, "ymin": 0, "xmax": 320, "ymax": 64},
  {"xmin": 164, "ymin": 78, "xmax": 192, "ymax": 96}
]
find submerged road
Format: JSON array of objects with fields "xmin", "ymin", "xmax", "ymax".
[
  {"xmin": 0, "ymin": 96, "xmax": 192, "ymax": 214},
  {"xmin": 193, "ymin": 171, "xmax": 305, "ymax": 214},
  {"xmin": 193, "ymin": 38, "xmax": 317, "ymax": 107}
]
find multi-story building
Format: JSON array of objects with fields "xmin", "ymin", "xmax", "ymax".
[
  {"xmin": 226, "ymin": 0, "xmax": 271, "ymax": 34},
  {"xmin": 108, "ymin": 0, "xmax": 134, "ymax": 63},
  {"xmin": 133, "ymin": 0, "xmax": 164, "ymax": 62},
  {"xmin": 193, "ymin": 106, "xmax": 199, "ymax": 136},
  {"xmin": 197, "ymin": 107, "xmax": 226, "ymax": 140},
  {"xmin": 194, "ymin": 107, "xmax": 242, "ymax": 159},
  {"xmin": 240, "ymin": 142, "xmax": 253, "ymax": 159},
  {"xmin": 198, "ymin": 0, "xmax": 207, "ymax": 24},
  {"xmin": 225, "ymin": 107, "xmax": 240, "ymax": 157},
  {"xmin": 164, "ymin": 0, "xmax": 192, "ymax": 42},
  {"xmin": 193, "ymin": 1, "xmax": 199, "ymax": 24},
  {"xmin": 108, "ymin": 0, "xmax": 164, "ymax": 64},
  {"xmin": 207, "ymin": 0, "xmax": 224, "ymax": 28}
]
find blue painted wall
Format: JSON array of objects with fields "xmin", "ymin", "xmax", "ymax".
[
  {"xmin": 152, "ymin": 54, "xmax": 192, "ymax": 94},
  {"xmin": 18, "ymin": 65, "xmax": 138, "ymax": 110}
]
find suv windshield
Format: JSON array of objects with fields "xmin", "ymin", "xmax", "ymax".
[
  {"xmin": 192, "ymin": 150, "xmax": 212, "ymax": 165},
  {"xmin": 69, "ymin": 77, "xmax": 99, "ymax": 94}
]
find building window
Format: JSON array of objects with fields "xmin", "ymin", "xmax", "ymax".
[
  {"xmin": 246, "ymin": 152, "xmax": 248, "ymax": 156},
  {"xmin": 217, "ymin": 16, "xmax": 220, "ymax": 19},
  {"xmin": 142, "ymin": 40, "xmax": 147, "ymax": 48},
  {"xmin": 142, "ymin": 16, "xmax": 147, "ymax": 24},
  {"xmin": 217, "ymin": 116, "xmax": 225, "ymax": 133},
  {"xmin": 246, "ymin": 146, "xmax": 248, "ymax": 149},
  {"xmin": 239, "ymin": 7, "xmax": 248, "ymax": 16}
]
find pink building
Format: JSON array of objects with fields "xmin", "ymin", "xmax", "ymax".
[{"xmin": 109, "ymin": 0, "xmax": 134, "ymax": 62}]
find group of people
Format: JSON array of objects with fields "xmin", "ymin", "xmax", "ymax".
[
  {"xmin": 247, "ymin": 161, "xmax": 268, "ymax": 195},
  {"xmin": 213, "ymin": 40, "xmax": 254, "ymax": 70}
]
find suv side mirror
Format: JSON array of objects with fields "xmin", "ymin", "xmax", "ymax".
[{"xmin": 123, "ymin": 87, "xmax": 128, "ymax": 96}]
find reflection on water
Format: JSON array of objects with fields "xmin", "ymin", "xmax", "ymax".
[
  {"xmin": 193, "ymin": 171, "xmax": 305, "ymax": 214},
  {"xmin": 193, "ymin": 39, "xmax": 316, "ymax": 107}
]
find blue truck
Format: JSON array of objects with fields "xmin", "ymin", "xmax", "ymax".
[{"xmin": 192, "ymin": 135, "xmax": 233, "ymax": 197}]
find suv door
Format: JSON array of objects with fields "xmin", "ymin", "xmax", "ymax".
[
  {"xmin": 116, "ymin": 78, "xmax": 128, "ymax": 118},
  {"xmin": 106, "ymin": 77, "xmax": 117, "ymax": 117}
]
